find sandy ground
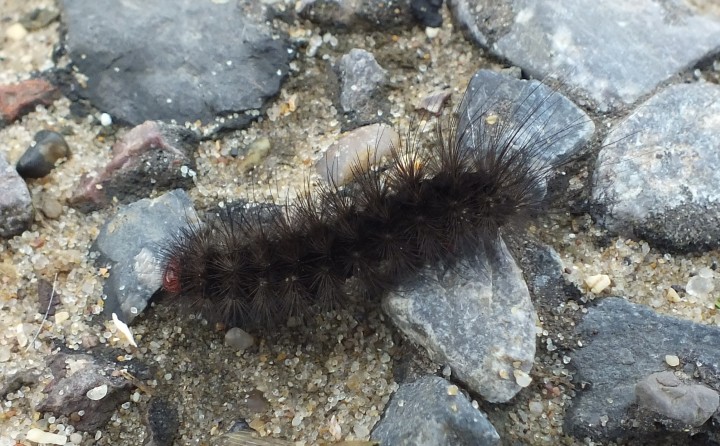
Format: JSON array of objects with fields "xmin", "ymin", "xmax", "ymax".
[{"xmin": 1, "ymin": 1, "xmax": 719, "ymax": 445}]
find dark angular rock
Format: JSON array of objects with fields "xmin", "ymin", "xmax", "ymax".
[
  {"xmin": 69, "ymin": 121, "xmax": 198, "ymax": 213},
  {"xmin": 0, "ymin": 368, "xmax": 43, "ymax": 399},
  {"xmin": 371, "ymin": 375, "xmax": 500, "ymax": 446},
  {"xmin": 336, "ymin": 48, "xmax": 389, "ymax": 130},
  {"xmin": 593, "ymin": 83, "xmax": 720, "ymax": 253},
  {"xmin": 457, "ymin": 70, "xmax": 595, "ymax": 168},
  {"xmin": 0, "ymin": 153, "xmax": 34, "ymax": 238},
  {"xmin": 411, "ymin": 0, "xmax": 444, "ymax": 28},
  {"xmin": 60, "ymin": 0, "xmax": 294, "ymax": 128},
  {"xmin": 16, "ymin": 130, "xmax": 70, "ymax": 178},
  {"xmin": 144, "ymin": 397, "xmax": 179, "ymax": 446},
  {"xmin": 298, "ymin": 0, "xmax": 428, "ymax": 31},
  {"xmin": 36, "ymin": 277, "xmax": 60, "ymax": 316},
  {"xmin": 565, "ymin": 297, "xmax": 720, "ymax": 443},
  {"xmin": 92, "ymin": 189, "xmax": 197, "ymax": 323},
  {"xmin": 449, "ymin": 0, "xmax": 720, "ymax": 111},
  {"xmin": 37, "ymin": 351, "xmax": 135, "ymax": 431}
]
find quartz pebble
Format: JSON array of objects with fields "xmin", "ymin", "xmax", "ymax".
[
  {"xmin": 86, "ymin": 384, "xmax": 108, "ymax": 400},
  {"xmin": 6, "ymin": 23, "xmax": 28, "ymax": 40},
  {"xmin": 514, "ymin": 369, "xmax": 532, "ymax": 388},
  {"xmin": 26, "ymin": 428, "xmax": 66, "ymax": 445},
  {"xmin": 224, "ymin": 327, "xmax": 255, "ymax": 351},
  {"xmin": 99, "ymin": 113, "xmax": 112, "ymax": 126},
  {"xmin": 686, "ymin": 268, "xmax": 715, "ymax": 296},
  {"xmin": 665, "ymin": 355, "xmax": 680, "ymax": 367},
  {"xmin": 585, "ymin": 274, "xmax": 611, "ymax": 293}
]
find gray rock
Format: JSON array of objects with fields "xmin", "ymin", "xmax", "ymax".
[
  {"xmin": 449, "ymin": 0, "xmax": 720, "ymax": 111},
  {"xmin": 457, "ymin": 70, "xmax": 595, "ymax": 169},
  {"xmin": 0, "ymin": 153, "xmax": 34, "ymax": 238},
  {"xmin": 70, "ymin": 121, "xmax": 198, "ymax": 213},
  {"xmin": 61, "ymin": 0, "xmax": 293, "ymax": 128},
  {"xmin": 92, "ymin": 189, "xmax": 197, "ymax": 323},
  {"xmin": 636, "ymin": 371, "xmax": 719, "ymax": 430},
  {"xmin": 337, "ymin": 48, "xmax": 389, "ymax": 129},
  {"xmin": 383, "ymin": 238, "xmax": 536, "ymax": 403},
  {"xmin": 371, "ymin": 375, "xmax": 500, "ymax": 446},
  {"xmin": 37, "ymin": 351, "xmax": 140, "ymax": 431},
  {"xmin": 565, "ymin": 297, "xmax": 720, "ymax": 442},
  {"xmin": 16, "ymin": 130, "xmax": 70, "ymax": 179},
  {"xmin": 592, "ymin": 83, "xmax": 720, "ymax": 253},
  {"xmin": 144, "ymin": 397, "xmax": 179, "ymax": 446}
]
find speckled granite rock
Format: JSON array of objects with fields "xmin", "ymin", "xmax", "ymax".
[
  {"xmin": 592, "ymin": 83, "xmax": 720, "ymax": 253},
  {"xmin": 449, "ymin": 0, "xmax": 720, "ymax": 110},
  {"xmin": 384, "ymin": 239, "xmax": 536, "ymax": 403},
  {"xmin": 372, "ymin": 375, "xmax": 500, "ymax": 445},
  {"xmin": 336, "ymin": 48, "xmax": 389, "ymax": 129}
]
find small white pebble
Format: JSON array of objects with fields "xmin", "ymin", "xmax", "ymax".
[
  {"xmin": 70, "ymin": 432, "xmax": 83, "ymax": 444},
  {"xmin": 665, "ymin": 355, "xmax": 680, "ymax": 367},
  {"xmin": 26, "ymin": 428, "xmax": 67, "ymax": 445},
  {"xmin": 6, "ymin": 23, "xmax": 28, "ymax": 40},
  {"xmin": 86, "ymin": 384, "xmax": 108, "ymax": 400},
  {"xmin": 54, "ymin": 311, "xmax": 70, "ymax": 324},
  {"xmin": 447, "ymin": 385, "xmax": 459, "ymax": 396},
  {"xmin": 528, "ymin": 400, "xmax": 544, "ymax": 415},
  {"xmin": 585, "ymin": 274, "xmax": 611, "ymax": 293},
  {"xmin": 0, "ymin": 346, "xmax": 12, "ymax": 362},
  {"xmin": 224, "ymin": 327, "xmax": 255, "ymax": 351},
  {"xmin": 99, "ymin": 113, "xmax": 113, "ymax": 127},
  {"xmin": 686, "ymin": 268, "xmax": 715, "ymax": 296},
  {"xmin": 425, "ymin": 26, "xmax": 440, "ymax": 39},
  {"xmin": 513, "ymin": 369, "xmax": 532, "ymax": 388}
]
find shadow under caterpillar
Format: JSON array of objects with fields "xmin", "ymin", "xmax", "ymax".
[{"xmin": 158, "ymin": 69, "xmax": 594, "ymax": 331}]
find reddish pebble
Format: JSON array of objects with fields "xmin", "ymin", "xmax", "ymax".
[{"xmin": 0, "ymin": 79, "xmax": 59, "ymax": 125}]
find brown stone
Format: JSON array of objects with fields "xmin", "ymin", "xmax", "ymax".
[{"xmin": 0, "ymin": 79, "xmax": 60, "ymax": 125}]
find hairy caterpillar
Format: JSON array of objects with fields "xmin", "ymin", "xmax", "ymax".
[{"xmin": 158, "ymin": 70, "xmax": 594, "ymax": 331}]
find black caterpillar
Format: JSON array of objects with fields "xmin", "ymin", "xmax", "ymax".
[{"xmin": 159, "ymin": 71, "xmax": 589, "ymax": 330}]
